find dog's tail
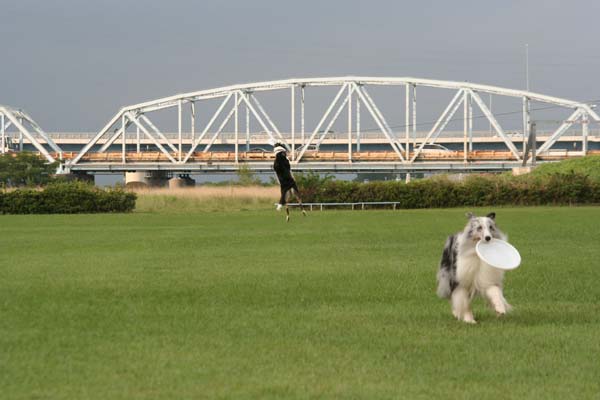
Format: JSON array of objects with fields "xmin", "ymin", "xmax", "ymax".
[
  {"xmin": 436, "ymin": 268, "xmax": 453, "ymax": 299},
  {"xmin": 436, "ymin": 235, "xmax": 456, "ymax": 299}
]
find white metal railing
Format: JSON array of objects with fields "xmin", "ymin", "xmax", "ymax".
[
  {"xmin": 45, "ymin": 129, "xmax": 600, "ymax": 142},
  {"xmin": 285, "ymin": 201, "xmax": 404, "ymax": 211}
]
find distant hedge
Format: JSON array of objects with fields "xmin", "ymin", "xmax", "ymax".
[
  {"xmin": 0, "ymin": 182, "xmax": 137, "ymax": 214},
  {"xmin": 530, "ymin": 155, "xmax": 600, "ymax": 182},
  {"xmin": 299, "ymin": 172, "xmax": 600, "ymax": 208}
]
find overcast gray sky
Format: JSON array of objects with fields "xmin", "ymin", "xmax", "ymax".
[{"xmin": 2, "ymin": 0, "xmax": 600, "ymax": 131}]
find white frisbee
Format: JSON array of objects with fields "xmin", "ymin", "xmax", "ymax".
[{"xmin": 476, "ymin": 238, "xmax": 521, "ymax": 270}]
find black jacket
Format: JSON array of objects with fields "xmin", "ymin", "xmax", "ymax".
[{"xmin": 273, "ymin": 152, "xmax": 295, "ymax": 189}]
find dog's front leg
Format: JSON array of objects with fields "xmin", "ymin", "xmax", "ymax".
[
  {"xmin": 451, "ymin": 287, "xmax": 476, "ymax": 324},
  {"xmin": 485, "ymin": 286, "xmax": 511, "ymax": 316}
]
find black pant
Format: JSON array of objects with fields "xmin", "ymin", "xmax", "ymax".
[{"xmin": 279, "ymin": 182, "xmax": 299, "ymax": 205}]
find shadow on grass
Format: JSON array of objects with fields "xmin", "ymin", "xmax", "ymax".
[
  {"xmin": 472, "ymin": 304, "xmax": 600, "ymax": 326},
  {"xmin": 430, "ymin": 299, "xmax": 600, "ymax": 327}
]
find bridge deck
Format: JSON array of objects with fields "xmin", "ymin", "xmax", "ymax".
[
  {"xmin": 56, "ymin": 149, "xmax": 599, "ymax": 163},
  {"xmin": 38, "ymin": 149, "xmax": 597, "ymax": 173}
]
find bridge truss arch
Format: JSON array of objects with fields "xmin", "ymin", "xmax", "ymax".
[
  {"xmin": 0, "ymin": 105, "xmax": 62, "ymax": 163},
  {"xmin": 66, "ymin": 77, "xmax": 600, "ymax": 173}
]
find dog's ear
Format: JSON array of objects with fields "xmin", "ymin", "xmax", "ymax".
[
  {"xmin": 486, "ymin": 212, "xmax": 496, "ymax": 220},
  {"xmin": 465, "ymin": 212, "xmax": 474, "ymax": 219}
]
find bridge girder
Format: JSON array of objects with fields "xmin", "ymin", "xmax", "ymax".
[
  {"xmin": 66, "ymin": 77, "xmax": 600, "ymax": 171},
  {"xmin": 0, "ymin": 105, "xmax": 62, "ymax": 163}
]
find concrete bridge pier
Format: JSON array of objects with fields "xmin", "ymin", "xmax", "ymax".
[
  {"xmin": 125, "ymin": 171, "xmax": 148, "ymax": 188},
  {"xmin": 125, "ymin": 171, "xmax": 172, "ymax": 188},
  {"xmin": 512, "ymin": 166, "xmax": 535, "ymax": 176},
  {"xmin": 168, "ymin": 174, "xmax": 196, "ymax": 189},
  {"xmin": 125, "ymin": 171, "xmax": 195, "ymax": 188}
]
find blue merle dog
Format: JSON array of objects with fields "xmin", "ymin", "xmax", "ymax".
[{"xmin": 436, "ymin": 212, "xmax": 512, "ymax": 323}]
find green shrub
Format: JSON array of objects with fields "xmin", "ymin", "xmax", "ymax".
[
  {"xmin": 304, "ymin": 172, "xmax": 600, "ymax": 208},
  {"xmin": 0, "ymin": 152, "xmax": 58, "ymax": 187},
  {"xmin": 531, "ymin": 155, "xmax": 600, "ymax": 181},
  {"xmin": 0, "ymin": 181, "xmax": 137, "ymax": 214},
  {"xmin": 295, "ymin": 171, "xmax": 334, "ymax": 202}
]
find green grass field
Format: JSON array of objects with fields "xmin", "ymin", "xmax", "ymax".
[{"xmin": 2, "ymin": 207, "xmax": 600, "ymax": 399}]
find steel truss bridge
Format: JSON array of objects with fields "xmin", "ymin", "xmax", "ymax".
[
  {"xmin": 3, "ymin": 77, "xmax": 600, "ymax": 174},
  {"xmin": 0, "ymin": 105, "xmax": 63, "ymax": 163}
]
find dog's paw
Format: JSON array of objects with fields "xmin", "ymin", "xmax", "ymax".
[
  {"xmin": 286, "ymin": 215, "xmax": 290, "ymax": 222},
  {"xmin": 459, "ymin": 313, "xmax": 477, "ymax": 324},
  {"xmin": 495, "ymin": 302, "xmax": 512, "ymax": 316}
]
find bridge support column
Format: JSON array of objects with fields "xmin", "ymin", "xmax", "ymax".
[
  {"xmin": 125, "ymin": 171, "xmax": 171, "ymax": 188},
  {"xmin": 512, "ymin": 166, "xmax": 535, "ymax": 176},
  {"xmin": 169, "ymin": 174, "xmax": 196, "ymax": 189},
  {"xmin": 125, "ymin": 171, "xmax": 148, "ymax": 188}
]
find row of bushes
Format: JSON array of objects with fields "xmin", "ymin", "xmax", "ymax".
[
  {"xmin": 298, "ymin": 172, "xmax": 600, "ymax": 208},
  {"xmin": 530, "ymin": 155, "xmax": 600, "ymax": 181},
  {"xmin": 0, "ymin": 182, "xmax": 137, "ymax": 214}
]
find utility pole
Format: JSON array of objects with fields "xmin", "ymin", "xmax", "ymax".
[
  {"xmin": 522, "ymin": 120, "xmax": 537, "ymax": 166},
  {"xmin": 524, "ymin": 44, "xmax": 531, "ymax": 156},
  {"xmin": 530, "ymin": 121, "xmax": 536, "ymax": 166},
  {"xmin": 525, "ymin": 43, "xmax": 530, "ymax": 92}
]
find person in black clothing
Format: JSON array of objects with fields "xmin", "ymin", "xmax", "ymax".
[{"xmin": 273, "ymin": 143, "xmax": 307, "ymax": 221}]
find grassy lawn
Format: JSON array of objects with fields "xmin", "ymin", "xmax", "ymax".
[{"xmin": 1, "ymin": 207, "xmax": 600, "ymax": 399}]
